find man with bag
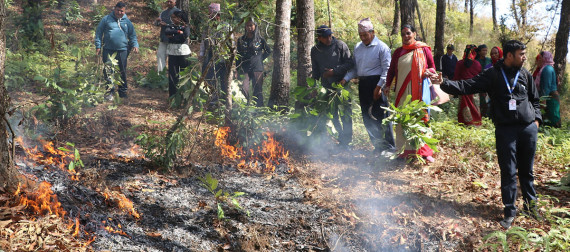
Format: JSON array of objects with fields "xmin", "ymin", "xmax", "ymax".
[{"xmin": 95, "ymin": 1, "xmax": 139, "ymax": 100}]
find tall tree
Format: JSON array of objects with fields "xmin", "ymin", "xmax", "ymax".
[
  {"xmin": 0, "ymin": 0, "xmax": 20, "ymax": 191},
  {"xmin": 434, "ymin": 0, "xmax": 446, "ymax": 70},
  {"xmin": 400, "ymin": 0, "xmax": 415, "ymax": 28},
  {"xmin": 391, "ymin": 0, "xmax": 401, "ymax": 35},
  {"xmin": 177, "ymin": 0, "xmax": 189, "ymax": 14},
  {"xmin": 469, "ymin": 0, "xmax": 474, "ymax": 36},
  {"xmin": 465, "ymin": 0, "xmax": 468, "ymax": 13},
  {"xmin": 492, "ymin": 0, "xmax": 497, "ymax": 30},
  {"xmin": 268, "ymin": 0, "xmax": 292, "ymax": 109},
  {"xmin": 295, "ymin": 0, "xmax": 314, "ymax": 109},
  {"xmin": 415, "ymin": 0, "xmax": 426, "ymax": 40},
  {"xmin": 554, "ymin": 0, "xmax": 570, "ymax": 86}
]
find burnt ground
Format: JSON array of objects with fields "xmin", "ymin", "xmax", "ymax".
[{"xmin": 3, "ymin": 0, "xmax": 570, "ymax": 251}]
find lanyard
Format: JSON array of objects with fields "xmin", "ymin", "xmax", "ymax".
[{"xmin": 501, "ymin": 68, "xmax": 520, "ymax": 95}]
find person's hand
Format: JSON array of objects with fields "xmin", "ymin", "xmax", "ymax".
[
  {"xmin": 424, "ymin": 70, "xmax": 437, "ymax": 79},
  {"xmin": 373, "ymin": 86, "xmax": 382, "ymax": 100},
  {"xmin": 323, "ymin": 68, "xmax": 334, "ymax": 78},
  {"xmin": 132, "ymin": 47, "xmax": 139, "ymax": 53},
  {"xmin": 339, "ymin": 79, "xmax": 347, "ymax": 86},
  {"xmin": 430, "ymin": 72, "xmax": 443, "ymax": 84},
  {"xmin": 96, "ymin": 48, "xmax": 101, "ymax": 55},
  {"xmin": 534, "ymin": 120, "xmax": 539, "ymax": 128}
]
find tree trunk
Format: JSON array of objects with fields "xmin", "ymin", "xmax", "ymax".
[
  {"xmin": 415, "ymin": 0, "xmax": 426, "ymax": 41},
  {"xmin": 0, "ymin": 0, "xmax": 20, "ymax": 191},
  {"xmin": 491, "ymin": 0, "xmax": 497, "ymax": 31},
  {"xmin": 268, "ymin": 0, "xmax": 291, "ymax": 110},
  {"xmin": 400, "ymin": 0, "xmax": 415, "ymax": 29},
  {"xmin": 469, "ymin": 0, "xmax": 474, "ymax": 36},
  {"xmin": 512, "ymin": 0, "xmax": 521, "ymax": 28},
  {"xmin": 434, "ymin": 0, "xmax": 446, "ymax": 71},
  {"xmin": 177, "ymin": 0, "xmax": 189, "ymax": 14},
  {"xmin": 465, "ymin": 0, "xmax": 468, "ymax": 13},
  {"xmin": 391, "ymin": 0, "xmax": 400, "ymax": 35},
  {"xmin": 554, "ymin": 0, "xmax": 570, "ymax": 87},
  {"xmin": 295, "ymin": 0, "xmax": 314, "ymax": 109}
]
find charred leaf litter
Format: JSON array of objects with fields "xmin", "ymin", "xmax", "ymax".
[{"xmin": 16, "ymin": 146, "xmax": 461, "ymax": 251}]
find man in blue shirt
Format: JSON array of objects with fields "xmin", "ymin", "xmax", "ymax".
[
  {"xmin": 341, "ymin": 18, "xmax": 395, "ymax": 153},
  {"xmin": 439, "ymin": 44, "xmax": 457, "ymax": 79},
  {"xmin": 95, "ymin": 2, "xmax": 139, "ymax": 99}
]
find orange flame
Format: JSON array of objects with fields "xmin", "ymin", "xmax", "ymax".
[
  {"xmin": 102, "ymin": 218, "xmax": 130, "ymax": 237},
  {"xmin": 214, "ymin": 127, "xmax": 242, "ymax": 159},
  {"xmin": 215, "ymin": 128, "xmax": 290, "ymax": 173},
  {"xmin": 17, "ymin": 181, "xmax": 67, "ymax": 217},
  {"xmin": 102, "ymin": 190, "xmax": 141, "ymax": 219},
  {"xmin": 72, "ymin": 217, "xmax": 80, "ymax": 237},
  {"xmin": 16, "ymin": 137, "xmax": 78, "ymax": 179}
]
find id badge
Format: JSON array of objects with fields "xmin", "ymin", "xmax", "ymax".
[{"xmin": 509, "ymin": 99, "xmax": 516, "ymax": 110}]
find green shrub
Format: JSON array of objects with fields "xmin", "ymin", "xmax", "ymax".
[
  {"xmin": 290, "ymin": 78, "xmax": 353, "ymax": 145},
  {"xmin": 480, "ymin": 196, "xmax": 570, "ymax": 251}
]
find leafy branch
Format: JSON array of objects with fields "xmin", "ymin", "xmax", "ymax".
[{"xmin": 382, "ymin": 95, "xmax": 441, "ymax": 154}]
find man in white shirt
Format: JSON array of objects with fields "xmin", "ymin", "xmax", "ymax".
[{"xmin": 341, "ymin": 18, "xmax": 395, "ymax": 153}]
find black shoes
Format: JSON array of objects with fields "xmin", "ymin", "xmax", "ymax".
[{"xmin": 500, "ymin": 216, "xmax": 515, "ymax": 229}]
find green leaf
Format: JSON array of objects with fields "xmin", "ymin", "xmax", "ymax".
[
  {"xmin": 233, "ymin": 192, "xmax": 245, "ymax": 197},
  {"xmin": 231, "ymin": 198, "xmax": 242, "ymax": 209},
  {"xmin": 215, "ymin": 189, "xmax": 223, "ymax": 198},
  {"xmin": 58, "ymin": 147, "xmax": 71, "ymax": 152},
  {"xmin": 217, "ymin": 203, "xmax": 225, "ymax": 219},
  {"xmin": 68, "ymin": 161, "xmax": 75, "ymax": 171}
]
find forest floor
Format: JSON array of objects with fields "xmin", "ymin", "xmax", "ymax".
[{"xmin": 2, "ymin": 1, "xmax": 569, "ymax": 251}]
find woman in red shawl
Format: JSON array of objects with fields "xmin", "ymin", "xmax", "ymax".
[
  {"xmin": 480, "ymin": 46, "xmax": 503, "ymax": 117},
  {"xmin": 484, "ymin": 46, "xmax": 503, "ymax": 69},
  {"xmin": 385, "ymin": 24, "xmax": 436, "ymax": 162},
  {"xmin": 453, "ymin": 44, "xmax": 482, "ymax": 126}
]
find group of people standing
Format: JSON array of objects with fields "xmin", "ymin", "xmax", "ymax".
[
  {"xmin": 311, "ymin": 21, "xmax": 435, "ymax": 162},
  {"xmin": 93, "ymin": 1, "xmax": 560, "ymax": 232},
  {"xmin": 439, "ymin": 43, "xmax": 560, "ymax": 128}
]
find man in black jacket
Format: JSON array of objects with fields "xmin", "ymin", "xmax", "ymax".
[
  {"xmin": 310, "ymin": 25, "xmax": 355, "ymax": 148},
  {"xmin": 431, "ymin": 40, "xmax": 542, "ymax": 229}
]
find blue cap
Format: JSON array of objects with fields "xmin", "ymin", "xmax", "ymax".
[{"xmin": 316, "ymin": 25, "xmax": 332, "ymax": 37}]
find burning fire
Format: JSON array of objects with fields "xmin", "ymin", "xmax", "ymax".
[
  {"xmin": 103, "ymin": 190, "xmax": 141, "ymax": 219},
  {"xmin": 14, "ymin": 182, "xmax": 67, "ymax": 217},
  {"xmin": 102, "ymin": 217, "xmax": 130, "ymax": 237},
  {"xmin": 215, "ymin": 127, "xmax": 290, "ymax": 173},
  {"xmin": 15, "ymin": 136, "xmax": 78, "ymax": 180},
  {"xmin": 215, "ymin": 127, "xmax": 241, "ymax": 159}
]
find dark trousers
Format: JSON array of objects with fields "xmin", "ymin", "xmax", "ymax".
[
  {"xmin": 480, "ymin": 93, "xmax": 489, "ymax": 117},
  {"xmin": 168, "ymin": 54, "xmax": 190, "ymax": 97},
  {"xmin": 327, "ymin": 87, "xmax": 353, "ymax": 146},
  {"xmin": 242, "ymin": 71, "xmax": 264, "ymax": 107},
  {"xmin": 495, "ymin": 122, "xmax": 538, "ymax": 218},
  {"xmin": 102, "ymin": 49, "xmax": 129, "ymax": 97},
  {"xmin": 359, "ymin": 76, "xmax": 395, "ymax": 150},
  {"xmin": 203, "ymin": 60, "xmax": 229, "ymax": 104}
]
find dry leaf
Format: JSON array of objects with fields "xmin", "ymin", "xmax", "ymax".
[
  {"xmin": 222, "ymin": 243, "xmax": 231, "ymax": 250},
  {"xmin": 146, "ymin": 232, "xmax": 162, "ymax": 238},
  {"xmin": 0, "ymin": 219, "xmax": 12, "ymax": 228}
]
